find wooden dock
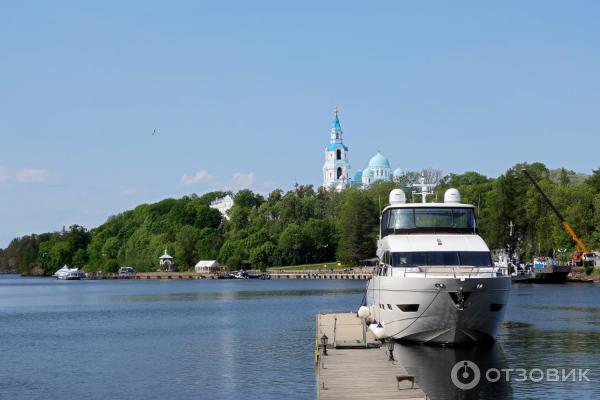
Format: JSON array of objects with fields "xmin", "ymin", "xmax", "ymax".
[
  {"xmin": 84, "ymin": 272, "xmax": 214, "ymax": 280},
  {"xmin": 84, "ymin": 271, "xmax": 373, "ymax": 280},
  {"xmin": 270, "ymin": 272, "xmax": 371, "ymax": 280},
  {"xmin": 316, "ymin": 313, "xmax": 426, "ymax": 400}
]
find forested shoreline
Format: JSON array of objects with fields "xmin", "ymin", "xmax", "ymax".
[{"xmin": 2, "ymin": 162, "xmax": 600, "ymax": 275}]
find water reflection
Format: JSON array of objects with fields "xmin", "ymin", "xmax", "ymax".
[
  {"xmin": 106, "ymin": 288, "xmax": 363, "ymax": 302},
  {"xmin": 396, "ymin": 342, "xmax": 512, "ymax": 400},
  {"xmin": 0, "ymin": 278, "xmax": 365, "ymax": 400},
  {"xmin": 393, "ymin": 281, "xmax": 600, "ymax": 400}
]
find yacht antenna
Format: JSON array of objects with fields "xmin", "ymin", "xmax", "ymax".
[{"xmin": 411, "ymin": 175, "xmax": 436, "ymax": 203}]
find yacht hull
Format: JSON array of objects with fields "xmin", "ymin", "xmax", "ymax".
[{"xmin": 366, "ymin": 276, "xmax": 511, "ymax": 345}]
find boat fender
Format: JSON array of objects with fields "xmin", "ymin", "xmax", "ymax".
[
  {"xmin": 369, "ymin": 321, "xmax": 387, "ymax": 339},
  {"xmin": 357, "ymin": 306, "xmax": 370, "ymax": 319}
]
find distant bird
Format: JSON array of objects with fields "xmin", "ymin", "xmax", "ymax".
[{"xmin": 152, "ymin": 129, "xmax": 158, "ymax": 136}]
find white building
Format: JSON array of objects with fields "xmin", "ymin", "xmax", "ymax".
[
  {"xmin": 322, "ymin": 108, "xmax": 404, "ymax": 190},
  {"xmin": 195, "ymin": 260, "xmax": 220, "ymax": 273},
  {"xmin": 210, "ymin": 195, "xmax": 234, "ymax": 220},
  {"xmin": 353, "ymin": 152, "xmax": 403, "ymax": 187},
  {"xmin": 322, "ymin": 108, "xmax": 351, "ymax": 191}
]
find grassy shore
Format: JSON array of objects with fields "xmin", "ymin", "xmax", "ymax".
[
  {"xmin": 585, "ymin": 268, "xmax": 600, "ymax": 282},
  {"xmin": 268, "ymin": 262, "xmax": 350, "ymax": 271}
]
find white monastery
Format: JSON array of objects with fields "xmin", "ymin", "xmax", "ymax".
[{"xmin": 322, "ymin": 108, "xmax": 403, "ymax": 191}]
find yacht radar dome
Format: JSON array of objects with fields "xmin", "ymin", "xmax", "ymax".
[
  {"xmin": 389, "ymin": 189, "xmax": 406, "ymax": 205},
  {"xmin": 444, "ymin": 188, "xmax": 461, "ymax": 203}
]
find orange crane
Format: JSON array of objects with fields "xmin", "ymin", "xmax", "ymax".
[{"xmin": 521, "ymin": 169, "xmax": 590, "ymax": 263}]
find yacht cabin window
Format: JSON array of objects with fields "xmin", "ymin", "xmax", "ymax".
[
  {"xmin": 381, "ymin": 207, "xmax": 477, "ymax": 237},
  {"xmin": 390, "ymin": 251, "xmax": 492, "ymax": 267}
]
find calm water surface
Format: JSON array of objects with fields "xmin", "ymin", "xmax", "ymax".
[
  {"xmin": 1, "ymin": 276, "xmax": 599, "ymax": 400},
  {"xmin": 398, "ymin": 282, "xmax": 600, "ymax": 400}
]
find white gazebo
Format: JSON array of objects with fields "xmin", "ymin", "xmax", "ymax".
[
  {"xmin": 195, "ymin": 260, "xmax": 220, "ymax": 274},
  {"xmin": 159, "ymin": 249, "xmax": 175, "ymax": 272}
]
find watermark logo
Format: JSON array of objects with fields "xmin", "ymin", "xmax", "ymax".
[
  {"xmin": 451, "ymin": 360, "xmax": 592, "ymax": 390},
  {"xmin": 451, "ymin": 360, "xmax": 481, "ymax": 390}
]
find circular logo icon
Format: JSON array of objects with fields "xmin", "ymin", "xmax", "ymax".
[{"xmin": 451, "ymin": 360, "xmax": 481, "ymax": 390}]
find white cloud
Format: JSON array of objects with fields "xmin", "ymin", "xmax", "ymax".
[
  {"xmin": 231, "ymin": 172, "xmax": 255, "ymax": 189},
  {"xmin": 181, "ymin": 169, "xmax": 213, "ymax": 185},
  {"xmin": 15, "ymin": 168, "xmax": 50, "ymax": 183},
  {"xmin": 0, "ymin": 166, "xmax": 10, "ymax": 183},
  {"xmin": 0, "ymin": 166, "xmax": 51, "ymax": 184}
]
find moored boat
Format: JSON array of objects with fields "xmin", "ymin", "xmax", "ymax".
[
  {"xmin": 526, "ymin": 257, "xmax": 571, "ymax": 283},
  {"xmin": 53, "ymin": 265, "xmax": 86, "ymax": 280},
  {"xmin": 360, "ymin": 181, "xmax": 511, "ymax": 345}
]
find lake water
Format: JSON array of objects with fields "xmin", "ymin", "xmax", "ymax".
[{"xmin": 1, "ymin": 276, "xmax": 599, "ymax": 400}]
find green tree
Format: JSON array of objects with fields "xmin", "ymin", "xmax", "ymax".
[
  {"xmin": 175, "ymin": 225, "xmax": 201, "ymax": 270},
  {"xmin": 301, "ymin": 219, "xmax": 336, "ymax": 263},
  {"xmin": 336, "ymin": 190, "xmax": 378, "ymax": 265},
  {"xmin": 586, "ymin": 168, "xmax": 600, "ymax": 193},
  {"xmin": 250, "ymin": 242, "xmax": 276, "ymax": 270},
  {"xmin": 278, "ymin": 223, "xmax": 305, "ymax": 265},
  {"xmin": 71, "ymin": 249, "xmax": 88, "ymax": 268},
  {"xmin": 195, "ymin": 228, "xmax": 223, "ymax": 260}
]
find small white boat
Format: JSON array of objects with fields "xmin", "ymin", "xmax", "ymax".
[
  {"xmin": 53, "ymin": 265, "xmax": 86, "ymax": 280},
  {"xmin": 232, "ymin": 271, "xmax": 249, "ymax": 279},
  {"xmin": 118, "ymin": 267, "xmax": 136, "ymax": 277}
]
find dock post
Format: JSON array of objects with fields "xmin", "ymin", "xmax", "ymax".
[
  {"xmin": 363, "ymin": 318, "xmax": 367, "ymax": 348},
  {"xmin": 333, "ymin": 317, "xmax": 337, "ymax": 349}
]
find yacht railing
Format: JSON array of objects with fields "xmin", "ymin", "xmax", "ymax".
[{"xmin": 378, "ymin": 264, "xmax": 508, "ymax": 278}]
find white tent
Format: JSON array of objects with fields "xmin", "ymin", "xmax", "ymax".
[{"xmin": 195, "ymin": 260, "xmax": 220, "ymax": 273}]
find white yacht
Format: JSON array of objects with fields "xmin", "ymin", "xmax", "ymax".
[
  {"xmin": 53, "ymin": 265, "xmax": 86, "ymax": 280},
  {"xmin": 361, "ymin": 182, "xmax": 511, "ymax": 345}
]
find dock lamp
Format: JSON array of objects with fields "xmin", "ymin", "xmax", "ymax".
[
  {"xmin": 321, "ymin": 334, "xmax": 329, "ymax": 356},
  {"xmin": 386, "ymin": 339, "xmax": 395, "ymax": 361}
]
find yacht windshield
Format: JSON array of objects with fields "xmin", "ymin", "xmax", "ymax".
[
  {"xmin": 381, "ymin": 207, "xmax": 476, "ymax": 236},
  {"xmin": 390, "ymin": 251, "xmax": 492, "ymax": 267}
]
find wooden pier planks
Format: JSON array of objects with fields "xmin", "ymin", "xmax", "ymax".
[{"xmin": 316, "ymin": 313, "xmax": 426, "ymax": 400}]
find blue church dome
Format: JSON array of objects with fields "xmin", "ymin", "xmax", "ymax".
[
  {"xmin": 368, "ymin": 152, "xmax": 391, "ymax": 169},
  {"xmin": 393, "ymin": 168, "xmax": 404, "ymax": 177},
  {"xmin": 352, "ymin": 170, "xmax": 363, "ymax": 182}
]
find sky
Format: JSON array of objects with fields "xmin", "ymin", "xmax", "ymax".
[{"xmin": 1, "ymin": 1, "xmax": 600, "ymax": 247}]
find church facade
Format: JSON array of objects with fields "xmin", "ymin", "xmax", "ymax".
[
  {"xmin": 322, "ymin": 108, "xmax": 351, "ymax": 191},
  {"xmin": 322, "ymin": 108, "xmax": 403, "ymax": 191}
]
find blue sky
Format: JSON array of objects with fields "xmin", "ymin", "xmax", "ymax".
[{"xmin": 1, "ymin": 1, "xmax": 599, "ymax": 247}]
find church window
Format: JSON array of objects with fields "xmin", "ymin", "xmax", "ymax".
[
  {"xmin": 336, "ymin": 149, "xmax": 341, "ymax": 160},
  {"xmin": 337, "ymin": 167, "xmax": 342, "ymax": 179}
]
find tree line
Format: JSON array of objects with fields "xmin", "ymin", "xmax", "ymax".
[{"xmin": 2, "ymin": 162, "xmax": 600, "ymax": 275}]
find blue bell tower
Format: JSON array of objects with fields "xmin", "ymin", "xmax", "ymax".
[{"xmin": 322, "ymin": 107, "xmax": 351, "ymax": 191}]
